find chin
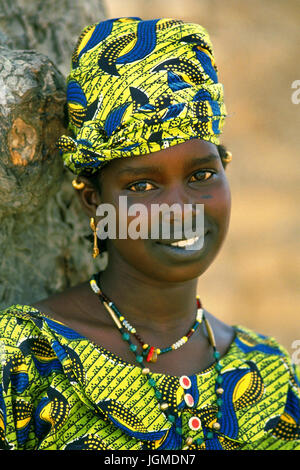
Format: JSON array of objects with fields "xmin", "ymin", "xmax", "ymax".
[
  {"xmin": 126, "ymin": 243, "xmax": 222, "ymax": 284},
  {"xmin": 108, "ymin": 228, "xmax": 226, "ymax": 283}
]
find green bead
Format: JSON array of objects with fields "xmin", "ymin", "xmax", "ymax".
[
  {"xmin": 155, "ymin": 390, "xmax": 162, "ymax": 399},
  {"xmin": 122, "ymin": 332, "xmax": 130, "ymax": 341},
  {"xmin": 207, "ymin": 431, "xmax": 214, "ymax": 439},
  {"xmin": 167, "ymin": 414, "xmax": 176, "ymax": 423},
  {"xmin": 148, "ymin": 378, "xmax": 156, "ymax": 387},
  {"xmin": 216, "ymin": 375, "xmax": 223, "ymax": 384},
  {"xmin": 217, "ymin": 411, "xmax": 222, "ymax": 419},
  {"xmin": 196, "ymin": 438, "xmax": 204, "ymax": 446},
  {"xmin": 130, "ymin": 344, "xmax": 137, "ymax": 352},
  {"xmin": 215, "ymin": 363, "xmax": 222, "ymax": 372},
  {"xmin": 214, "ymin": 351, "xmax": 220, "ymax": 359},
  {"xmin": 175, "ymin": 427, "xmax": 183, "ymax": 435},
  {"xmin": 136, "ymin": 355, "xmax": 143, "ymax": 363},
  {"xmin": 217, "ymin": 398, "xmax": 223, "ymax": 406}
]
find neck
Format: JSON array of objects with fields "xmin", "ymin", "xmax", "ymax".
[{"xmin": 98, "ymin": 252, "xmax": 200, "ymax": 336}]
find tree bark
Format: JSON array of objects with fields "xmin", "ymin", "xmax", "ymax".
[
  {"xmin": 0, "ymin": 0, "xmax": 107, "ymax": 76},
  {"xmin": 0, "ymin": 1, "xmax": 108, "ymax": 309}
]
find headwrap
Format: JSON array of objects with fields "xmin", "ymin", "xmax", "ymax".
[{"xmin": 57, "ymin": 17, "xmax": 227, "ymax": 176}]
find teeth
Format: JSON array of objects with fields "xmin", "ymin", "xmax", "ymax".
[{"xmin": 170, "ymin": 237, "xmax": 199, "ymax": 247}]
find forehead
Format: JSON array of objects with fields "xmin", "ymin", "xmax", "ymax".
[{"xmin": 102, "ymin": 139, "xmax": 219, "ymax": 178}]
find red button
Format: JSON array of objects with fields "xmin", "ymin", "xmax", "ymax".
[
  {"xmin": 179, "ymin": 375, "xmax": 191, "ymax": 389},
  {"xmin": 184, "ymin": 393, "xmax": 194, "ymax": 408},
  {"xmin": 189, "ymin": 416, "xmax": 201, "ymax": 431}
]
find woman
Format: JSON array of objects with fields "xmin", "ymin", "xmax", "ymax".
[{"xmin": 0, "ymin": 17, "xmax": 299, "ymax": 451}]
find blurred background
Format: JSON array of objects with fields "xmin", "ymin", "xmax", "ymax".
[
  {"xmin": 0, "ymin": 0, "xmax": 298, "ymax": 355},
  {"xmin": 105, "ymin": 0, "xmax": 300, "ymax": 352}
]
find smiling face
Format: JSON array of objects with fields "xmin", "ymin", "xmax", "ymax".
[{"xmin": 81, "ymin": 139, "xmax": 231, "ymax": 283}]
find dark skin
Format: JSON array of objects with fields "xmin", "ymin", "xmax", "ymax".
[{"xmin": 32, "ymin": 139, "xmax": 234, "ymax": 376}]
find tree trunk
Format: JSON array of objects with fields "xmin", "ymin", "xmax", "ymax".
[
  {"xmin": 0, "ymin": 1, "xmax": 108, "ymax": 309},
  {"xmin": 0, "ymin": 0, "xmax": 107, "ymax": 76}
]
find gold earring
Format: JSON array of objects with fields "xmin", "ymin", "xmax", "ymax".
[
  {"xmin": 72, "ymin": 178, "xmax": 85, "ymax": 190},
  {"xmin": 222, "ymin": 150, "xmax": 233, "ymax": 164},
  {"xmin": 90, "ymin": 217, "xmax": 100, "ymax": 258}
]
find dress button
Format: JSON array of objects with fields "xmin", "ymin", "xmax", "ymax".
[
  {"xmin": 188, "ymin": 416, "xmax": 201, "ymax": 431},
  {"xmin": 179, "ymin": 375, "xmax": 191, "ymax": 389},
  {"xmin": 184, "ymin": 393, "xmax": 194, "ymax": 408}
]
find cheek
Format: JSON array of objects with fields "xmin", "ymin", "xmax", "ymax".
[
  {"xmin": 114, "ymin": 199, "xmax": 152, "ymax": 239},
  {"xmin": 205, "ymin": 180, "xmax": 231, "ymax": 228},
  {"xmin": 217, "ymin": 181, "xmax": 231, "ymax": 216}
]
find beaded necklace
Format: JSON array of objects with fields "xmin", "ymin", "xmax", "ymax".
[
  {"xmin": 90, "ymin": 274, "xmax": 203, "ymax": 363},
  {"xmin": 89, "ymin": 273, "xmax": 224, "ymax": 450}
]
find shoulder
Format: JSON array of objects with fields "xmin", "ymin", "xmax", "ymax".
[
  {"xmin": 234, "ymin": 324, "xmax": 294, "ymax": 360},
  {"xmin": 0, "ymin": 303, "xmax": 45, "ymax": 342},
  {"xmin": 0, "ymin": 303, "xmax": 66, "ymax": 371},
  {"xmin": 0, "ymin": 303, "xmax": 83, "ymax": 372},
  {"xmin": 0, "ymin": 304, "xmax": 64, "ymax": 410},
  {"xmin": 31, "ymin": 280, "xmax": 107, "ymax": 329},
  {"xmin": 232, "ymin": 324, "xmax": 300, "ymax": 399},
  {"xmin": 218, "ymin": 324, "xmax": 300, "ymax": 448}
]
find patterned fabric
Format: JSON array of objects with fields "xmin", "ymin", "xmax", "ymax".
[
  {"xmin": 57, "ymin": 17, "xmax": 227, "ymax": 176},
  {"xmin": 0, "ymin": 304, "xmax": 300, "ymax": 450}
]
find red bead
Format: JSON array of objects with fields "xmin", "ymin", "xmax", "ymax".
[
  {"xmin": 188, "ymin": 416, "xmax": 201, "ymax": 431},
  {"xmin": 196, "ymin": 297, "xmax": 201, "ymax": 308},
  {"xmin": 146, "ymin": 346, "xmax": 156, "ymax": 363},
  {"xmin": 179, "ymin": 375, "xmax": 191, "ymax": 389}
]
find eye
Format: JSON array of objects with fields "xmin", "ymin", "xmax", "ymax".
[
  {"xmin": 190, "ymin": 170, "xmax": 215, "ymax": 182},
  {"xmin": 126, "ymin": 181, "xmax": 156, "ymax": 192}
]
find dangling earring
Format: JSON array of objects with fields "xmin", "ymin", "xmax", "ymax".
[{"xmin": 90, "ymin": 217, "xmax": 100, "ymax": 258}]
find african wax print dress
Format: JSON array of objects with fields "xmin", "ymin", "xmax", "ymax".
[{"xmin": 0, "ymin": 304, "xmax": 299, "ymax": 450}]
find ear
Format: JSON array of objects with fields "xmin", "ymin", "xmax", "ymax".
[
  {"xmin": 217, "ymin": 144, "xmax": 232, "ymax": 170},
  {"xmin": 72, "ymin": 176, "xmax": 102, "ymax": 219}
]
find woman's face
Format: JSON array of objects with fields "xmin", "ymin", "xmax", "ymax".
[{"xmin": 92, "ymin": 139, "xmax": 231, "ymax": 283}]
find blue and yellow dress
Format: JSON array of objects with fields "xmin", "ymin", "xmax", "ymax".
[{"xmin": 0, "ymin": 304, "xmax": 299, "ymax": 450}]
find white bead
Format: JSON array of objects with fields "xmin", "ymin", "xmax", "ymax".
[
  {"xmin": 90, "ymin": 281, "xmax": 100, "ymax": 294},
  {"xmin": 196, "ymin": 308, "xmax": 203, "ymax": 322}
]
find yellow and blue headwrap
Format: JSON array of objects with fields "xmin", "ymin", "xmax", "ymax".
[{"xmin": 57, "ymin": 17, "xmax": 227, "ymax": 176}]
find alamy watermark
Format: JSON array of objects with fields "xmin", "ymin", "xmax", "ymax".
[
  {"xmin": 0, "ymin": 340, "xmax": 5, "ymax": 366},
  {"xmin": 291, "ymin": 340, "xmax": 300, "ymax": 365},
  {"xmin": 95, "ymin": 196, "xmax": 205, "ymax": 250},
  {"xmin": 291, "ymin": 80, "xmax": 300, "ymax": 104}
]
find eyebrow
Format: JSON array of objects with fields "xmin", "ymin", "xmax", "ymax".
[
  {"xmin": 185, "ymin": 154, "xmax": 219, "ymax": 167},
  {"xmin": 117, "ymin": 153, "xmax": 219, "ymax": 177}
]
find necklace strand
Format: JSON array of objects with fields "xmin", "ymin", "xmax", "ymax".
[
  {"xmin": 90, "ymin": 274, "xmax": 203, "ymax": 362},
  {"xmin": 89, "ymin": 273, "xmax": 224, "ymax": 450}
]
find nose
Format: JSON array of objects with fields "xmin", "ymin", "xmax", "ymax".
[
  {"xmin": 162, "ymin": 184, "xmax": 199, "ymax": 224},
  {"xmin": 155, "ymin": 184, "xmax": 203, "ymax": 239}
]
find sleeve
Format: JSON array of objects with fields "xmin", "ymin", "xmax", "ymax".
[
  {"xmin": 0, "ymin": 306, "xmax": 51, "ymax": 450},
  {"xmin": 260, "ymin": 342, "xmax": 300, "ymax": 449},
  {"xmin": 271, "ymin": 337, "xmax": 300, "ymax": 447}
]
